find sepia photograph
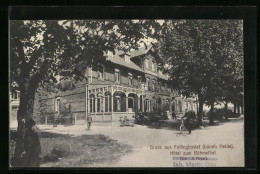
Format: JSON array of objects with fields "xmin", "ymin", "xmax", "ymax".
[{"xmin": 9, "ymin": 18, "xmax": 245, "ymax": 168}]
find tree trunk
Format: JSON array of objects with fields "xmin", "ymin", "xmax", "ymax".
[
  {"xmin": 237, "ymin": 104, "xmax": 240, "ymax": 115},
  {"xmin": 233, "ymin": 103, "xmax": 237, "ymax": 114},
  {"xmin": 12, "ymin": 80, "xmax": 36, "ymax": 167},
  {"xmin": 209, "ymin": 101, "xmax": 214, "ymax": 125},
  {"xmin": 224, "ymin": 102, "xmax": 228, "ymax": 120},
  {"xmin": 224, "ymin": 102, "xmax": 228, "ymax": 110},
  {"xmin": 241, "ymin": 106, "xmax": 244, "ymax": 114},
  {"xmin": 197, "ymin": 92, "xmax": 204, "ymax": 126}
]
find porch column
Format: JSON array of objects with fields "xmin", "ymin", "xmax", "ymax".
[
  {"xmin": 142, "ymin": 97, "xmax": 144, "ymax": 112},
  {"xmin": 111, "ymin": 87, "xmax": 113, "ymax": 119},
  {"xmin": 86, "ymin": 85, "xmax": 88, "ymax": 120},
  {"xmin": 137, "ymin": 95, "xmax": 140, "ymax": 112},
  {"xmin": 102, "ymin": 95, "xmax": 105, "ymax": 119},
  {"xmin": 95, "ymin": 98, "xmax": 97, "ymax": 116},
  {"xmin": 148, "ymin": 100, "xmax": 151, "ymax": 113},
  {"xmin": 126, "ymin": 97, "xmax": 129, "ymax": 112}
]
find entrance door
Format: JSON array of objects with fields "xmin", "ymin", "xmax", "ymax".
[
  {"xmin": 128, "ymin": 97, "xmax": 134, "ymax": 112},
  {"xmin": 115, "ymin": 96, "xmax": 121, "ymax": 112}
]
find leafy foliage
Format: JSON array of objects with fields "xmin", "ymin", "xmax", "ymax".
[{"xmin": 155, "ymin": 20, "xmax": 243, "ymax": 122}]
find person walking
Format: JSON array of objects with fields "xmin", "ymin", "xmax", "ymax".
[{"xmin": 86, "ymin": 115, "xmax": 92, "ymax": 130}]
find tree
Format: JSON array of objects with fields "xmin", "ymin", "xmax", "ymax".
[
  {"xmin": 10, "ymin": 20, "xmax": 158, "ymax": 166},
  {"xmin": 155, "ymin": 20, "xmax": 243, "ymax": 125}
]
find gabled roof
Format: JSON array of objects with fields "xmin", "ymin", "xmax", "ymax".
[
  {"xmin": 106, "ymin": 54, "xmax": 144, "ymax": 73},
  {"xmin": 129, "ymin": 45, "xmax": 153, "ymax": 58},
  {"xmin": 107, "ymin": 45, "xmax": 169, "ymax": 80}
]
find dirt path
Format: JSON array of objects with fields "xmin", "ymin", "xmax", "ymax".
[
  {"xmin": 111, "ymin": 119, "xmax": 244, "ymax": 167},
  {"xmin": 39, "ymin": 118, "xmax": 244, "ymax": 167}
]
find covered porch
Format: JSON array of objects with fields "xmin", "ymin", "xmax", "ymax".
[{"xmin": 86, "ymin": 84, "xmax": 153, "ymax": 122}]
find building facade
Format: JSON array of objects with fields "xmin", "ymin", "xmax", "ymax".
[{"xmin": 34, "ymin": 45, "xmax": 197, "ymax": 124}]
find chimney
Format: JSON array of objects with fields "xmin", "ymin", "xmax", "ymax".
[{"xmin": 124, "ymin": 53, "xmax": 131, "ymax": 63}]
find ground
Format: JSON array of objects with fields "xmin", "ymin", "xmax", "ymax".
[{"xmin": 36, "ymin": 117, "xmax": 244, "ymax": 167}]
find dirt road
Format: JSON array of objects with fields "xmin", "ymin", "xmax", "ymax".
[{"xmin": 39, "ymin": 118, "xmax": 244, "ymax": 167}]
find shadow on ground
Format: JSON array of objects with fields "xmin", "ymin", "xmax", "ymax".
[{"xmin": 10, "ymin": 131, "xmax": 133, "ymax": 167}]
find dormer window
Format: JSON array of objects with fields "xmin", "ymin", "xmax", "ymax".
[
  {"xmin": 128, "ymin": 73, "xmax": 133, "ymax": 85},
  {"xmin": 115, "ymin": 69, "xmax": 120, "ymax": 82},
  {"xmin": 151, "ymin": 61, "xmax": 155, "ymax": 71}
]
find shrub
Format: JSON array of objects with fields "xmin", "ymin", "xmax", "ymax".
[
  {"xmin": 134, "ymin": 112, "xmax": 168, "ymax": 125},
  {"xmin": 202, "ymin": 110, "xmax": 208, "ymax": 120},
  {"xmin": 59, "ymin": 102, "xmax": 75, "ymax": 125},
  {"xmin": 213, "ymin": 108, "xmax": 237, "ymax": 120},
  {"xmin": 183, "ymin": 111, "xmax": 196, "ymax": 119}
]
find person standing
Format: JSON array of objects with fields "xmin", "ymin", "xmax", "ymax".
[
  {"xmin": 172, "ymin": 112, "xmax": 176, "ymax": 120},
  {"xmin": 86, "ymin": 115, "xmax": 92, "ymax": 130}
]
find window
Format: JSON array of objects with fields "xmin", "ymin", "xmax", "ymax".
[
  {"xmin": 105, "ymin": 92, "xmax": 111, "ymax": 112},
  {"xmin": 145, "ymin": 78, "xmax": 149, "ymax": 90},
  {"xmin": 138, "ymin": 76, "xmax": 142, "ymax": 83},
  {"xmin": 12, "ymin": 106, "xmax": 18, "ymax": 110},
  {"xmin": 152, "ymin": 80, "xmax": 155, "ymax": 90},
  {"xmin": 165, "ymin": 99, "xmax": 170, "ymax": 110},
  {"xmin": 89, "ymin": 94, "xmax": 95, "ymax": 113},
  {"xmin": 97, "ymin": 93, "xmax": 103, "ymax": 112},
  {"xmin": 55, "ymin": 98, "xmax": 60, "ymax": 113},
  {"xmin": 115, "ymin": 69, "xmax": 120, "ymax": 82},
  {"xmin": 12, "ymin": 91, "xmax": 19, "ymax": 100},
  {"xmin": 128, "ymin": 73, "xmax": 133, "ymax": 86}
]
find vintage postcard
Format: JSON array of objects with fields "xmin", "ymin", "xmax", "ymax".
[{"xmin": 9, "ymin": 16, "xmax": 246, "ymax": 167}]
